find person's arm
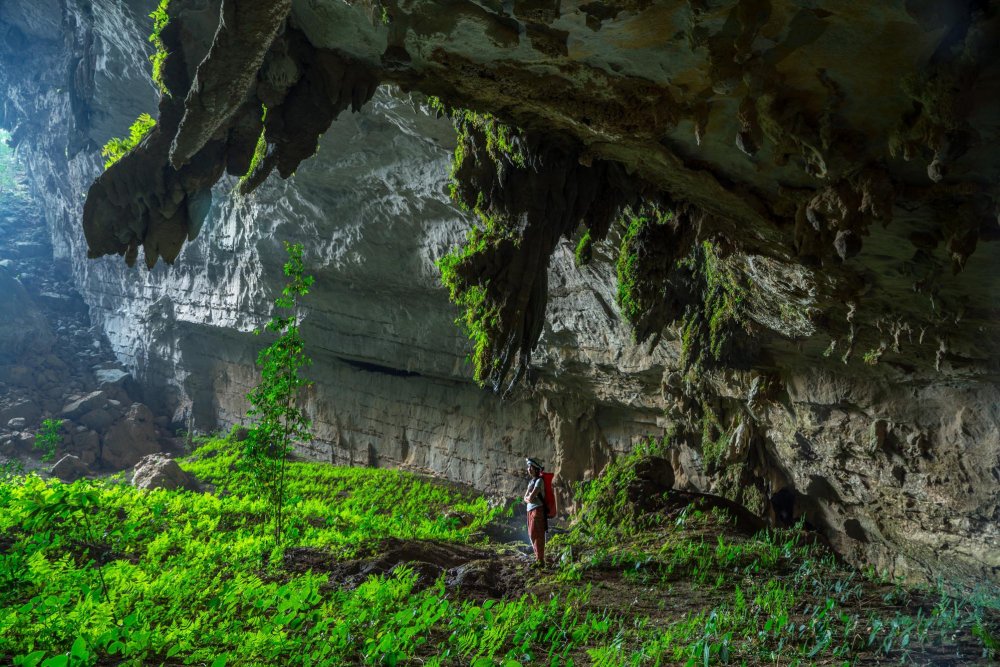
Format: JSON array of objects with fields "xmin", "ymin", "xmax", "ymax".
[{"xmin": 525, "ymin": 479, "xmax": 542, "ymax": 504}]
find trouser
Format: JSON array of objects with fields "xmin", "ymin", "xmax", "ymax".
[{"xmin": 527, "ymin": 508, "xmax": 545, "ymax": 563}]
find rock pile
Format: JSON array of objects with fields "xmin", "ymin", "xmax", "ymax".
[{"xmin": 0, "ymin": 190, "xmax": 179, "ymax": 477}]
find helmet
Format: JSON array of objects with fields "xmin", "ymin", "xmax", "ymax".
[{"xmin": 525, "ymin": 457, "xmax": 543, "ymax": 470}]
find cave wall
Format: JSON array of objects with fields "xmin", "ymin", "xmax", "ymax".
[{"xmin": 0, "ymin": 0, "xmax": 997, "ymax": 586}]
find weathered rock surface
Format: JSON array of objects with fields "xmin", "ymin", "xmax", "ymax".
[
  {"xmin": 1, "ymin": 0, "xmax": 997, "ymax": 588},
  {"xmin": 131, "ymin": 453, "xmax": 199, "ymax": 491}
]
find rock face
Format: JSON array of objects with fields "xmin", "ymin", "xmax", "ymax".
[{"xmin": 1, "ymin": 0, "xmax": 998, "ymax": 587}]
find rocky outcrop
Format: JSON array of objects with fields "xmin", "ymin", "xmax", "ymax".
[{"xmin": 1, "ymin": 0, "xmax": 998, "ymax": 586}]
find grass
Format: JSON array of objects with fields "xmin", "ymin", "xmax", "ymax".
[{"xmin": 1, "ymin": 437, "xmax": 996, "ymax": 666}]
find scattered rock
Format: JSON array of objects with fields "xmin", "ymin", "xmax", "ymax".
[
  {"xmin": 6, "ymin": 417, "xmax": 26, "ymax": 430},
  {"xmin": 131, "ymin": 453, "xmax": 199, "ymax": 491}
]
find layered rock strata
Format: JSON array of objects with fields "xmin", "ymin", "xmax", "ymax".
[{"xmin": 0, "ymin": 0, "xmax": 997, "ymax": 585}]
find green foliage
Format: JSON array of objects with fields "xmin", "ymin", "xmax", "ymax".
[
  {"xmin": 33, "ymin": 419, "xmax": 64, "ymax": 464},
  {"xmin": 100, "ymin": 1, "xmax": 168, "ymax": 169},
  {"xmin": 242, "ymin": 242, "xmax": 314, "ymax": 546},
  {"xmin": 436, "ymin": 204, "xmax": 519, "ymax": 386},
  {"xmin": 0, "ymin": 441, "xmax": 514, "ymax": 666},
  {"xmin": 560, "ymin": 435, "xmax": 673, "ymax": 543},
  {"xmin": 615, "ymin": 206, "xmax": 675, "ymax": 329},
  {"xmin": 434, "ymin": 107, "xmax": 533, "ymax": 387},
  {"xmin": 574, "ymin": 230, "xmax": 593, "ymax": 267},
  {"xmin": 240, "ymin": 105, "xmax": 268, "ymax": 186},
  {"xmin": 552, "ymin": 450, "xmax": 999, "ymax": 666},
  {"xmin": 451, "ymin": 109, "xmax": 528, "ymax": 176},
  {"xmin": 863, "ymin": 346, "xmax": 883, "ymax": 366},
  {"xmin": 0, "ymin": 439, "xmax": 996, "ymax": 665},
  {"xmin": 148, "ymin": 0, "xmax": 171, "ymax": 95},
  {"xmin": 678, "ymin": 240, "xmax": 749, "ymax": 375},
  {"xmin": 100, "ymin": 114, "xmax": 156, "ymax": 169},
  {"xmin": 699, "ymin": 403, "xmax": 728, "ymax": 471}
]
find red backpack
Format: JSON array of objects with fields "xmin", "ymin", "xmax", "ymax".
[{"xmin": 540, "ymin": 472, "xmax": 558, "ymax": 519}]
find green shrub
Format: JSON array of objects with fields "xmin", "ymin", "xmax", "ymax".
[{"xmin": 241, "ymin": 242, "xmax": 314, "ymax": 546}]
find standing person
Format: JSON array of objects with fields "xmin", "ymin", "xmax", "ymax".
[{"xmin": 524, "ymin": 457, "xmax": 546, "ymax": 568}]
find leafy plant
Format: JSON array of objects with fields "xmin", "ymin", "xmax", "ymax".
[
  {"xmin": 100, "ymin": 114, "xmax": 156, "ymax": 169},
  {"xmin": 148, "ymin": 0, "xmax": 171, "ymax": 95},
  {"xmin": 34, "ymin": 419, "xmax": 64, "ymax": 464},
  {"xmin": 241, "ymin": 242, "xmax": 314, "ymax": 546}
]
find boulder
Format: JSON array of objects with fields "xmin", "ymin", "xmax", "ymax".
[
  {"xmin": 0, "ymin": 399, "xmax": 41, "ymax": 425},
  {"xmin": 131, "ymin": 454, "xmax": 199, "ymax": 491},
  {"xmin": 127, "ymin": 403, "xmax": 154, "ymax": 423},
  {"xmin": 100, "ymin": 405, "xmax": 161, "ymax": 469},
  {"xmin": 51, "ymin": 454, "xmax": 89, "ymax": 482},
  {"xmin": 71, "ymin": 429, "xmax": 100, "ymax": 466},
  {"xmin": 79, "ymin": 408, "xmax": 114, "ymax": 433},
  {"xmin": 61, "ymin": 391, "xmax": 107, "ymax": 420},
  {"xmin": 6, "ymin": 417, "xmax": 26, "ymax": 430},
  {"xmin": 94, "ymin": 368, "xmax": 137, "ymax": 397}
]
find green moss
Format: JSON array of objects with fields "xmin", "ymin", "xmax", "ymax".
[
  {"xmin": 615, "ymin": 206, "xmax": 672, "ymax": 326},
  {"xmin": 436, "ymin": 225, "xmax": 511, "ymax": 385},
  {"xmin": 700, "ymin": 402, "xmax": 729, "ymax": 471},
  {"xmin": 574, "ymin": 230, "xmax": 593, "ymax": 267},
  {"xmin": 436, "ymin": 109, "xmax": 531, "ymax": 386},
  {"xmin": 240, "ymin": 105, "xmax": 269, "ymax": 183},
  {"xmin": 100, "ymin": 113, "xmax": 156, "ymax": 169},
  {"xmin": 448, "ymin": 110, "xmax": 528, "ymax": 206},
  {"xmin": 563, "ymin": 435, "xmax": 673, "ymax": 541},
  {"xmin": 678, "ymin": 241, "xmax": 748, "ymax": 375},
  {"xmin": 149, "ymin": 0, "xmax": 171, "ymax": 96}
]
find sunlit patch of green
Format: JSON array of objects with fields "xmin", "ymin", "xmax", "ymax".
[
  {"xmin": 239, "ymin": 105, "xmax": 268, "ymax": 186},
  {"xmin": 437, "ymin": 233, "xmax": 505, "ymax": 385},
  {"xmin": 0, "ymin": 436, "xmax": 997, "ymax": 665},
  {"xmin": 0, "ymin": 438, "xmax": 520, "ymax": 665},
  {"xmin": 100, "ymin": 114, "xmax": 156, "ymax": 169},
  {"xmin": 863, "ymin": 346, "xmax": 883, "ymax": 366},
  {"xmin": 433, "ymin": 105, "xmax": 534, "ymax": 386},
  {"xmin": 149, "ymin": 0, "xmax": 171, "ymax": 96},
  {"xmin": 574, "ymin": 230, "xmax": 592, "ymax": 267}
]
